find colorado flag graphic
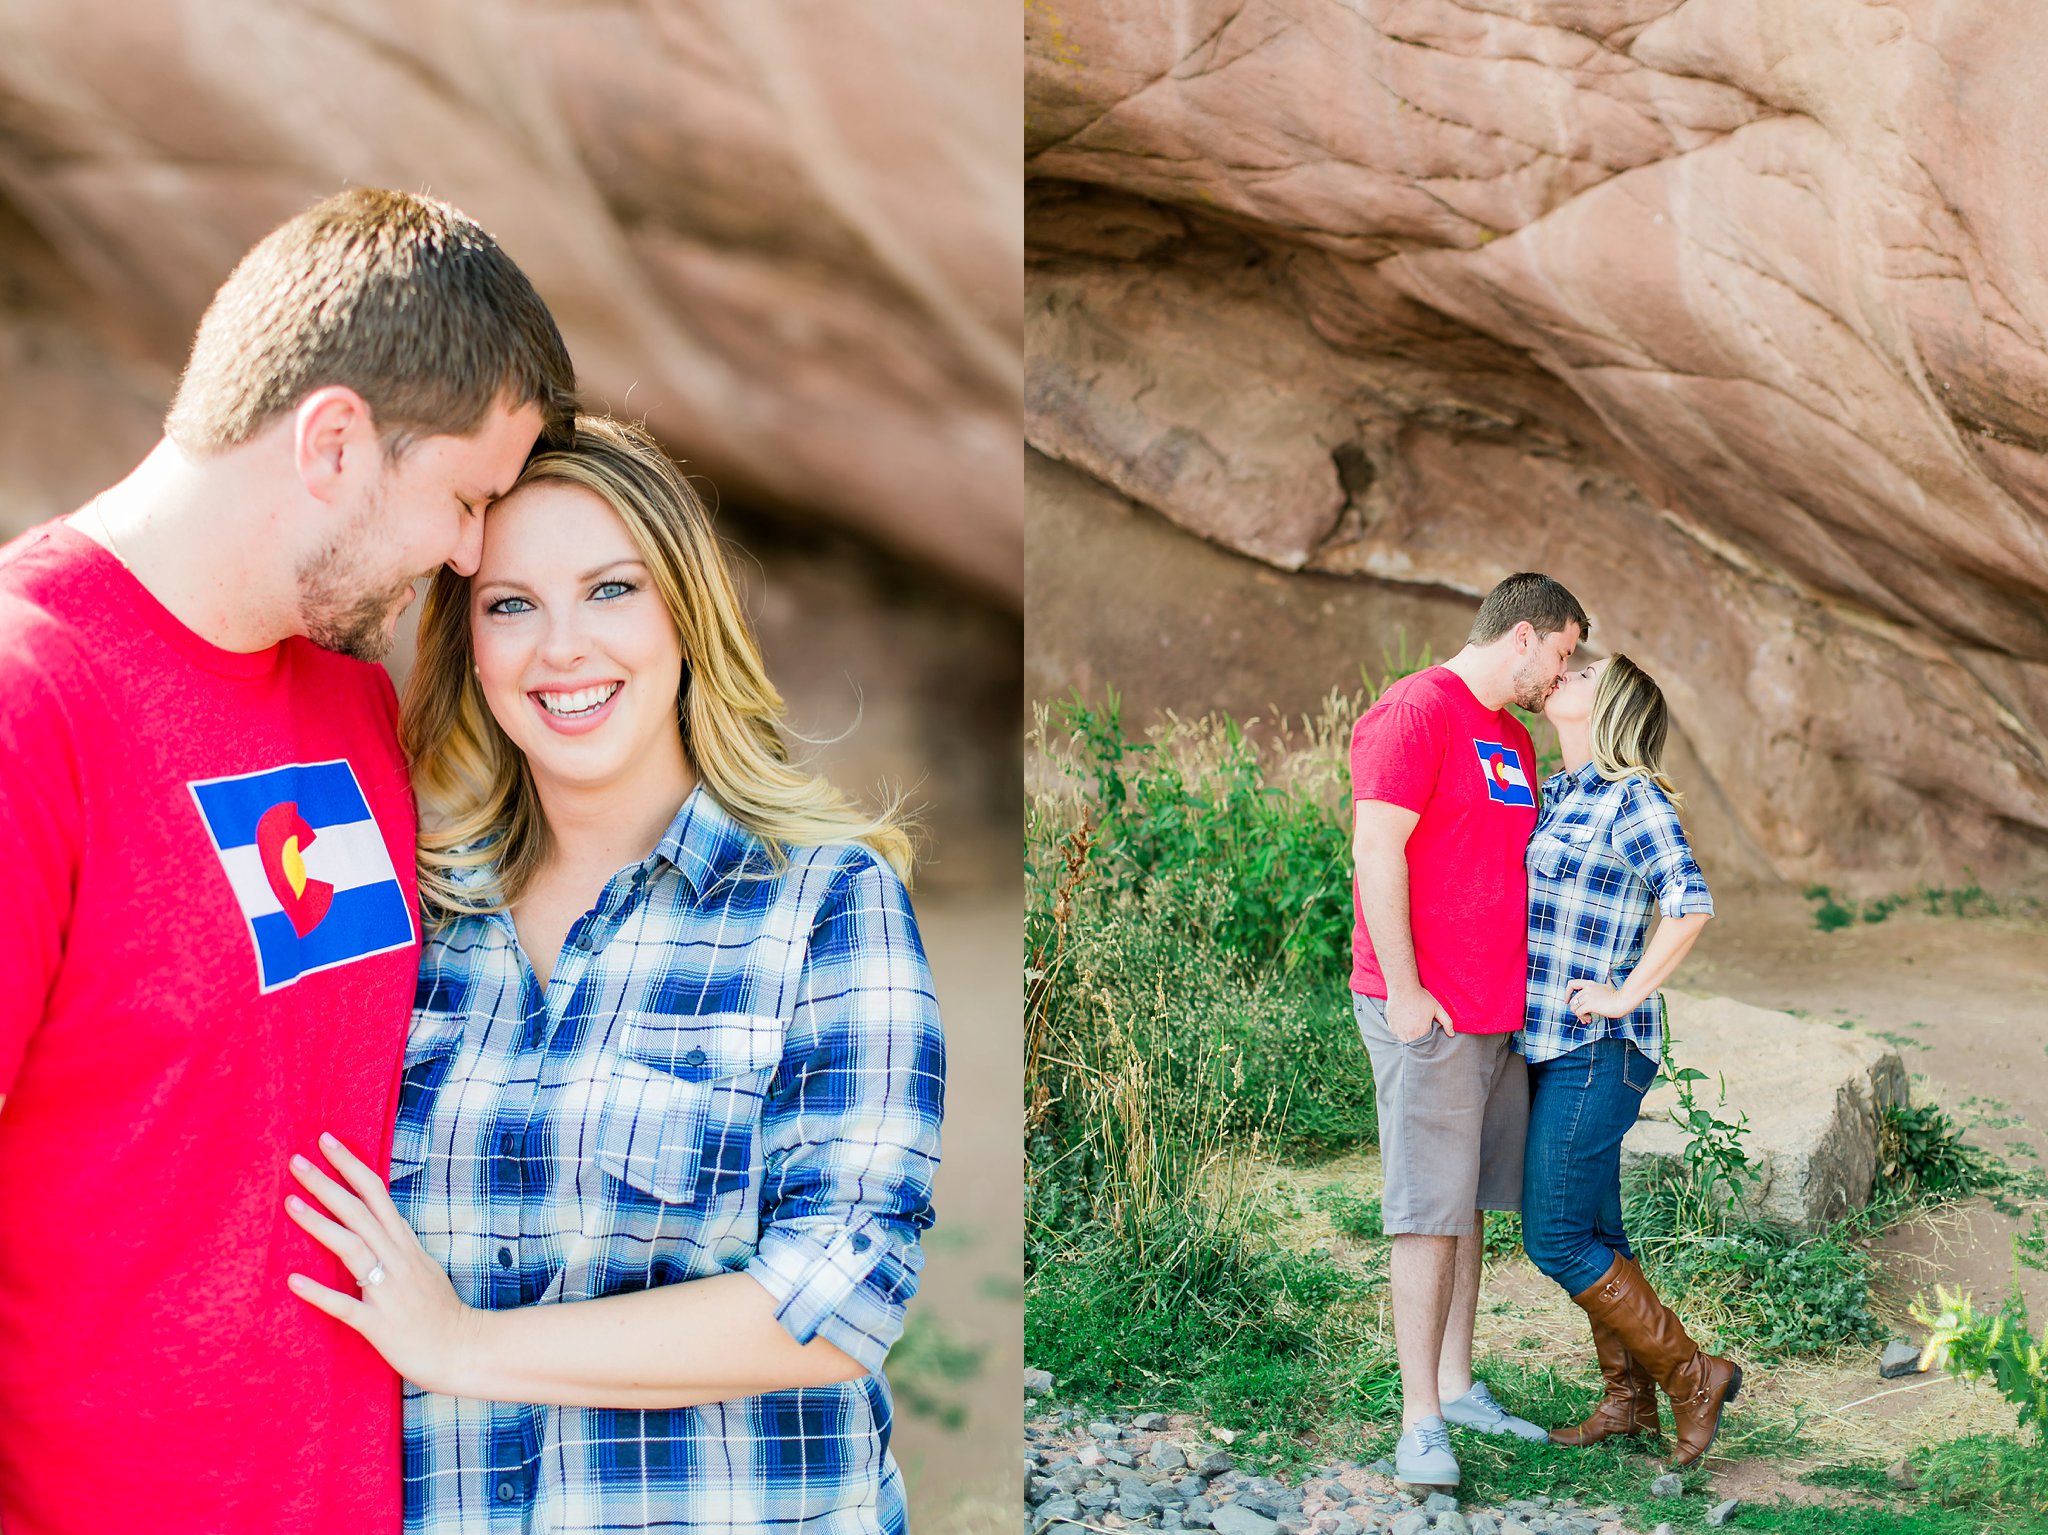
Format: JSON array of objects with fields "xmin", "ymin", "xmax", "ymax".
[
  {"xmin": 188, "ymin": 760, "xmax": 415, "ymax": 993},
  {"xmin": 1473, "ymin": 739, "xmax": 1536, "ymax": 808}
]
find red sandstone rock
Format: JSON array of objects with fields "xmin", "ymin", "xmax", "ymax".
[{"xmin": 1027, "ymin": 0, "xmax": 2048, "ymax": 888}]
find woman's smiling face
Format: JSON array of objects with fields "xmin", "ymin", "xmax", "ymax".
[
  {"xmin": 468, "ymin": 480, "xmax": 687, "ymax": 796},
  {"xmin": 1543, "ymin": 655, "xmax": 1608, "ymax": 727}
]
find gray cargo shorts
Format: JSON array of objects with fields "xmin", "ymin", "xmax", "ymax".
[{"xmin": 1352, "ymin": 992, "xmax": 1527, "ymax": 1236}]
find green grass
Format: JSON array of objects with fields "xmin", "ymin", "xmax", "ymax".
[
  {"xmin": 1914, "ymin": 1432, "xmax": 2048, "ymax": 1523},
  {"xmin": 1310, "ymin": 1184, "xmax": 1383, "ymax": 1240},
  {"xmin": 1024, "ymin": 1237, "xmax": 1395, "ymax": 1448}
]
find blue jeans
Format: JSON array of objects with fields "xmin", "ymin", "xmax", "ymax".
[{"xmin": 1522, "ymin": 1038, "xmax": 1660, "ymax": 1295}]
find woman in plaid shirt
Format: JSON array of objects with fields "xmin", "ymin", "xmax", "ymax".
[
  {"xmin": 281, "ymin": 415, "xmax": 944, "ymax": 1532},
  {"xmin": 1522, "ymin": 655, "xmax": 1740, "ymax": 1470}
]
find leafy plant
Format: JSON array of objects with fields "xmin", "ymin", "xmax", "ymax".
[
  {"xmin": 1808, "ymin": 886, "xmax": 1856, "ymax": 932},
  {"xmin": 1912, "ymin": 1286, "xmax": 2048, "ymax": 1440},
  {"xmin": 1041, "ymin": 691, "xmax": 1356, "ymax": 976},
  {"xmin": 1655, "ymin": 997, "xmax": 1759, "ymax": 1211},
  {"xmin": 1878, "ymin": 1102, "xmax": 2002, "ymax": 1201},
  {"xmin": 1626, "ymin": 1013, "xmax": 1883, "ymax": 1358},
  {"xmin": 1483, "ymin": 1210, "xmax": 1524, "ymax": 1260}
]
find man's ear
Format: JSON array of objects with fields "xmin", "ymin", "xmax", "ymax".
[
  {"xmin": 1510, "ymin": 619, "xmax": 1537, "ymax": 655},
  {"xmin": 292, "ymin": 387, "xmax": 378, "ymax": 505}
]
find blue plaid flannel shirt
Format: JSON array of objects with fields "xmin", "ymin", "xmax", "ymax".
[
  {"xmin": 1522, "ymin": 763, "xmax": 1714, "ymax": 1066},
  {"xmin": 391, "ymin": 787, "xmax": 944, "ymax": 1533}
]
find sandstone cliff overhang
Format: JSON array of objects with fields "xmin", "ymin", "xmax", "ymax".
[{"xmin": 1027, "ymin": 0, "xmax": 2048, "ymax": 889}]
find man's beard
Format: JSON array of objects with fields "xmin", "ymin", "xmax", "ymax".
[
  {"xmin": 297, "ymin": 494, "xmax": 416, "ymax": 662},
  {"xmin": 1509, "ymin": 657, "xmax": 1555, "ymax": 712},
  {"xmin": 300, "ymin": 568, "xmax": 413, "ymax": 661}
]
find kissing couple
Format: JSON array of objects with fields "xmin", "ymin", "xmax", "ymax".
[{"xmin": 1349, "ymin": 572, "xmax": 1738, "ymax": 1490}]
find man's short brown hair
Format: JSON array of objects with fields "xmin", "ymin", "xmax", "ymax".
[
  {"xmin": 166, "ymin": 188, "xmax": 577, "ymax": 458},
  {"xmin": 1469, "ymin": 572, "xmax": 1589, "ymax": 645}
]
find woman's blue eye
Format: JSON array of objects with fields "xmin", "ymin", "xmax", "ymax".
[
  {"xmin": 485, "ymin": 596, "xmax": 533, "ymax": 616},
  {"xmin": 593, "ymin": 580, "xmax": 634, "ymax": 601}
]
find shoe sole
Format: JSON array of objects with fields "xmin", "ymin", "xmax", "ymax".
[{"xmin": 1668, "ymin": 1363, "xmax": 1744, "ymax": 1469}]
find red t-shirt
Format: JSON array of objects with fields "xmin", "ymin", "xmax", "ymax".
[
  {"xmin": 1350, "ymin": 665, "xmax": 1539, "ymax": 1035},
  {"xmin": 0, "ymin": 523, "xmax": 416, "ymax": 1534}
]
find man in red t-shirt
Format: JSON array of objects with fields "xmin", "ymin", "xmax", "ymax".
[
  {"xmin": 0, "ymin": 190, "xmax": 575, "ymax": 1535},
  {"xmin": 1350, "ymin": 573, "xmax": 1587, "ymax": 1489}
]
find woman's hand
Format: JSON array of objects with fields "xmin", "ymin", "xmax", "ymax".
[
  {"xmin": 1565, "ymin": 977, "xmax": 1635, "ymax": 1022},
  {"xmin": 285, "ymin": 1132, "xmax": 479, "ymax": 1395}
]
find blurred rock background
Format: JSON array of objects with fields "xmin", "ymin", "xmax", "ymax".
[
  {"xmin": 1026, "ymin": 0, "xmax": 2048, "ymax": 897},
  {"xmin": 0, "ymin": 2, "xmax": 1020, "ymax": 1527}
]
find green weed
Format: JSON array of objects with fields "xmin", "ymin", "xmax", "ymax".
[
  {"xmin": 1914, "ymin": 1287, "xmax": 2048, "ymax": 1440},
  {"xmin": 1037, "ymin": 691, "xmax": 1356, "ymax": 975},
  {"xmin": 1878, "ymin": 1102, "xmax": 2005, "ymax": 1201},
  {"xmin": 887, "ymin": 1312, "xmax": 986, "ymax": 1431},
  {"xmin": 1800, "ymin": 876, "xmax": 2016, "ymax": 930}
]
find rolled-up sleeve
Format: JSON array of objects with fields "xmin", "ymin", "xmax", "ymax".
[
  {"xmin": 745, "ymin": 851, "xmax": 945, "ymax": 1374},
  {"xmin": 1612, "ymin": 779, "xmax": 1715, "ymax": 919}
]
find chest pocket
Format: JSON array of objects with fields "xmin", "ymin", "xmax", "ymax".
[
  {"xmin": 391, "ymin": 1010, "xmax": 467, "ymax": 1183},
  {"xmin": 1529, "ymin": 821, "xmax": 1599, "ymax": 880},
  {"xmin": 595, "ymin": 1013, "xmax": 784, "ymax": 1206}
]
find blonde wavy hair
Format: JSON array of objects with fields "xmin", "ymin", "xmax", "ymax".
[
  {"xmin": 1590, "ymin": 653, "xmax": 1685, "ymax": 809},
  {"xmin": 404, "ymin": 414, "xmax": 913, "ymax": 918}
]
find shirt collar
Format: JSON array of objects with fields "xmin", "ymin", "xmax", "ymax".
[
  {"xmin": 651, "ymin": 783, "xmax": 760, "ymax": 896},
  {"xmin": 438, "ymin": 784, "xmax": 758, "ymax": 920},
  {"xmin": 1546, "ymin": 759, "xmax": 1606, "ymax": 795}
]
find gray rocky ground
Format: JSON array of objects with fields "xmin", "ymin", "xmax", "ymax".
[{"xmin": 1021, "ymin": 1400, "xmax": 1691, "ymax": 1535}]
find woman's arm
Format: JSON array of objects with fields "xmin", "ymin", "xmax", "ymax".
[
  {"xmin": 1566, "ymin": 778, "xmax": 1716, "ymax": 1021},
  {"xmin": 1564, "ymin": 911, "xmax": 1710, "ymax": 1020},
  {"xmin": 289, "ymin": 850, "xmax": 943, "ymax": 1409},
  {"xmin": 287, "ymin": 1142, "xmax": 861, "ymax": 1407}
]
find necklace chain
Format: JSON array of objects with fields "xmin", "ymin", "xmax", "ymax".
[{"xmin": 83, "ymin": 495, "xmax": 132, "ymax": 572}]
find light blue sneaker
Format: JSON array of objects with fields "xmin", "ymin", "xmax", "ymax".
[
  {"xmin": 1441, "ymin": 1379, "xmax": 1550, "ymax": 1443},
  {"xmin": 1393, "ymin": 1415, "xmax": 1459, "ymax": 1488}
]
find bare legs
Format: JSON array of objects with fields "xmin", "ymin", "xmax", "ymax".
[{"xmin": 1389, "ymin": 1210, "xmax": 1484, "ymax": 1429}]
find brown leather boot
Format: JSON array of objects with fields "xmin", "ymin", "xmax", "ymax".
[
  {"xmin": 1548, "ymin": 1305, "xmax": 1661, "ymax": 1447},
  {"xmin": 1569, "ymin": 1253, "xmax": 1743, "ymax": 1467}
]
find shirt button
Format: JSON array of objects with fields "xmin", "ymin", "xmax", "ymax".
[
  {"xmin": 496, "ymin": 1480, "xmax": 517, "ymax": 1502},
  {"xmin": 496, "ymin": 1246, "xmax": 514, "ymax": 1269},
  {"xmin": 499, "ymin": 1133, "xmax": 520, "ymax": 1159},
  {"xmin": 851, "ymin": 1232, "xmax": 872, "ymax": 1253},
  {"xmin": 683, "ymin": 1047, "xmax": 707, "ymax": 1068}
]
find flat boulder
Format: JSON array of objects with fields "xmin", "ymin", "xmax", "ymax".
[{"xmin": 1622, "ymin": 991, "xmax": 1907, "ymax": 1231}]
